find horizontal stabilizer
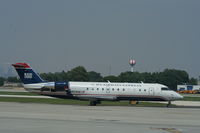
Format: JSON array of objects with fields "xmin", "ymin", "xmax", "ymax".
[{"xmin": 12, "ymin": 63, "xmax": 31, "ymax": 69}]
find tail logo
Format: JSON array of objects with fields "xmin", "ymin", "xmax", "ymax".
[
  {"xmin": 12, "ymin": 63, "xmax": 44, "ymax": 84},
  {"xmin": 24, "ymin": 73, "xmax": 32, "ymax": 79}
]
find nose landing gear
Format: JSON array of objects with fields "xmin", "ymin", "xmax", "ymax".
[{"xmin": 167, "ymin": 101, "xmax": 171, "ymax": 107}]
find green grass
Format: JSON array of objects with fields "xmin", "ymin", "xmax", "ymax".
[
  {"xmin": 1, "ymin": 91, "xmax": 200, "ymax": 105},
  {"xmin": 0, "ymin": 97, "xmax": 171, "ymax": 107},
  {"xmin": 0, "ymin": 97, "xmax": 87, "ymax": 105},
  {"xmin": 181, "ymin": 97, "xmax": 200, "ymax": 101},
  {"xmin": 0, "ymin": 91, "xmax": 39, "ymax": 96}
]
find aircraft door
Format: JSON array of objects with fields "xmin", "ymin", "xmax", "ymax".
[
  {"xmin": 106, "ymin": 84, "xmax": 110, "ymax": 93},
  {"xmin": 149, "ymin": 87, "xmax": 154, "ymax": 95},
  {"xmin": 106, "ymin": 88, "xmax": 110, "ymax": 93}
]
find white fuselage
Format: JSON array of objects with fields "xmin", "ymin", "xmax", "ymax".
[
  {"xmin": 68, "ymin": 82, "xmax": 183, "ymax": 101},
  {"xmin": 23, "ymin": 81, "xmax": 183, "ymax": 101}
]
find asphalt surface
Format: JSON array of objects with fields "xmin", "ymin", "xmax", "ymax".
[{"xmin": 0, "ymin": 102, "xmax": 200, "ymax": 133}]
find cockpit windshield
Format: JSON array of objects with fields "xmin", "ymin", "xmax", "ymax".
[{"xmin": 161, "ymin": 87, "xmax": 171, "ymax": 91}]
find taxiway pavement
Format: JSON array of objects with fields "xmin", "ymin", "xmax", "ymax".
[{"xmin": 0, "ymin": 102, "xmax": 200, "ymax": 133}]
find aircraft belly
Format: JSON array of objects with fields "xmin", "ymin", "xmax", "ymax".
[
  {"xmin": 75, "ymin": 94, "xmax": 117, "ymax": 100},
  {"xmin": 117, "ymin": 96, "xmax": 166, "ymax": 101}
]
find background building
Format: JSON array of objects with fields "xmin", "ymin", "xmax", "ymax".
[{"xmin": 177, "ymin": 85, "xmax": 200, "ymax": 94}]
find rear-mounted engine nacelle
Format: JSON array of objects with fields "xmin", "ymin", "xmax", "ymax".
[
  {"xmin": 41, "ymin": 82, "xmax": 68, "ymax": 92},
  {"xmin": 55, "ymin": 81, "xmax": 68, "ymax": 91}
]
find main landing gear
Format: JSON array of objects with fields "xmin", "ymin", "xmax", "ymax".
[
  {"xmin": 89, "ymin": 100, "xmax": 101, "ymax": 106},
  {"xmin": 167, "ymin": 101, "xmax": 171, "ymax": 107}
]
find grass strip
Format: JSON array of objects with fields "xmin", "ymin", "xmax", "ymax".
[
  {"xmin": 180, "ymin": 97, "xmax": 200, "ymax": 101},
  {"xmin": 0, "ymin": 97, "xmax": 170, "ymax": 107},
  {"xmin": 1, "ymin": 91, "xmax": 200, "ymax": 102},
  {"xmin": 0, "ymin": 91, "xmax": 39, "ymax": 96},
  {"xmin": 0, "ymin": 97, "xmax": 87, "ymax": 105}
]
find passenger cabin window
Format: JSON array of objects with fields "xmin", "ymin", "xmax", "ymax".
[{"xmin": 161, "ymin": 87, "xmax": 171, "ymax": 91}]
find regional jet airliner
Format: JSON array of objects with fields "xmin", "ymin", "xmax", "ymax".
[{"xmin": 12, "ymin": 63, "xmax": 183, "ymax": 106}]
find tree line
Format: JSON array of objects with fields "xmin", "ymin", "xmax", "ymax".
[
  {"xmin": 40, "ymin": 66, "xmax": 197, "ymax": 90},
  {"xmin": 0, "ymin": 66, "xmax": 197, "ymax": 90},
  {"xmin": 0, "ymin": 77, "xmax": 20, "ymax": 86}
]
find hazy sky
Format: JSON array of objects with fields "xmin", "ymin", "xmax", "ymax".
[{"xmin": 0, "ymin": 0, "xmax": 199, "ymax": 78}]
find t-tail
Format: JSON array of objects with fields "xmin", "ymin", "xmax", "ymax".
[
  {"xmin": 12, "ymin": 63, "xmax": 69, "ymax": 96},
  {"xmin": 12, "ymin": 63, "xmax": 44, "ymax": 84}
]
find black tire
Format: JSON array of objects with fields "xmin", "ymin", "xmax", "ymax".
[{"xmin": 90, "ymin": 101, "xmax": 97, "ymax": 106}]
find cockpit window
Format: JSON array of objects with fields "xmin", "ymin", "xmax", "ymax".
[{"xmin": 161, "ymin": 87, "xmax": 171, "ymax": 91}]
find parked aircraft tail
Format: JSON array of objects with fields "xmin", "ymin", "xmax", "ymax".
[{"xmin": 12, "ymin": 63, "xmax": 44, "ymax": 84}]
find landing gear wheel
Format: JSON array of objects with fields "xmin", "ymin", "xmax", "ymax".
[
  {"xmin": 89, "ymin": 100, "xmax": 101, "ymax": 106},
  {"xmin": 167, "ymin": 101, "xmax": 171, "ymax": 107},
  {"xmin": 90, "ymin": 101, "xmax": 97, "ymax": 106}
]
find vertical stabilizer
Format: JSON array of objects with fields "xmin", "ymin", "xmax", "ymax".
[{"xmin": 12, "ymin": 63, "xmax": 44, "ymax": 84}]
